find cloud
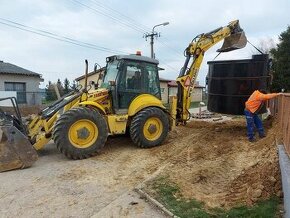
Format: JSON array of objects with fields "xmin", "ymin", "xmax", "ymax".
[{"xmin": 0, "ymin": 0, "xmax": 289, "ymax": 88}]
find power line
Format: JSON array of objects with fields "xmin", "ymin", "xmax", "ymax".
[
  {"xmin": 1, "ymin": 6, "xmax": 182, "ymax": 72},
  {"xmin": 88, "ymin": 0, "xmax": 151, "ymax": 32},
  {"xmin": 0, "ymin": 18, "xmax": 126, "ymax": 54},
  {"xmin": 70, "ymin": 0, "xmax": 182, "ymax": 62},
  {"xmin": 0, "ymin": 18, "xmax": 181, "ymax": 72},
  {"xmin": 0, "ymin": 18, "xmax": 127, "ymax": 54},
  {"xmin": 39, "ymin": 70, "xmax": 81, "ymax": 74},
  {"xmin": 157, "ymin": 39, "xmax": 183, "ymax": 57},
  {"xmin": 158, "ymin": 58, "xmax": 180, "ymax": 72},
  {"xmin": 70, "ymin": 0, "xmax": 146, "ymax": 34},
  {"xmin": 0, "ymin": 24, "xmax": 179, "ymax": 73},
  {"xmin": 69, "ymin": 0, "xmax": 181, "ymax": 71},
  {"xmin": 90, "ymin": 0, "xmax": 183, "ymax": 59}
]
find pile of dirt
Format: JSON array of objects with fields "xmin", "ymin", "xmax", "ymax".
[
  {"xmin": 145, "ymin": 118, "xmax": 282, "ymax": 209},
  {"xmin": 1, "ymin": 105, "xmax": 44, "ymax": 116}
]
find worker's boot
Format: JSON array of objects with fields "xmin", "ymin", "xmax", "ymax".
[
  {"xmin": 258, "ymin": 128, "xmax": 266, "ymax": 138},
  {"xmin": 248, "ymin": 138, "xmax": 256, "ymax": 142}
]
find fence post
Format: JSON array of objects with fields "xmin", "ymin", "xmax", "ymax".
[{"xmin": 279, "ymin": 95, "xmax": 284, "ymax": 129}]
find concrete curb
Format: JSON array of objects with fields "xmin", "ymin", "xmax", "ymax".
[
  {"xmin": 134, "ymin": 188, "xmax": 179, "ymax": 218},
  {"xmin": 278, "ymin": 145, "xmax": 290, "ymax": 218},
  {"xmin": 134, "ymin": 163, "xmax": 180, "ymax": 218}
]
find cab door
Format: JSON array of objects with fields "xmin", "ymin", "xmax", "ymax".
[
  {"xmin": 115, "ymin": 60, "xmax": 161, "ymax": 112},
  {"xmin": 116, "ymin": 60, "xmax": 143, "ymax": 109}
]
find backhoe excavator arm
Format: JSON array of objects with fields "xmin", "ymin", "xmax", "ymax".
[{"xmin": 175, "ymin": 20, "xmax": 247, "ymax": 123}]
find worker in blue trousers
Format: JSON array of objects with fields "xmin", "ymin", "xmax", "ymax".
[{"xmin": 244, "ymin": 90, "xmax": 281, "ymax": 142}]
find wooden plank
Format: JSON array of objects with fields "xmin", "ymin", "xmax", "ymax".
[
  {"xmin": 273, "ymin": 94, "xmax": 290, "ymax": 157},
  {"xmin": 284, "ymin": 97, "xmax": 290, "ymax": 156}
]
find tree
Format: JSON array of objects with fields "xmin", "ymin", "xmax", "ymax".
[
  {"xmin": 56, "ymin": 79, "xmax": 64, "ymax": 96},
  {"xmin": 45, "ymin": 81, "xmax": 57, "ymax": 101},
  {"xmin": 63, "ymin": 78, "xmax": 70, "ymax": 94},
  {"xmin": 256, "ymin": 38, "xmax": 275, "ymax": 54},
  {"xmin": 45, "ymin": 78, "xmax": 66, "ymax": 102},
  {"xmin": 270, "ymin": 26, "xmax": 290, "ymax": 92},
  {"xmin": 71, "ymin": 80, "xmax": 77, "ymax": 90}
]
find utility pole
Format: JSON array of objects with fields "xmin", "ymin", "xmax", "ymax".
[{"xmin": 144, "ymin": 22, "xmax": 169, "ymax": 59}]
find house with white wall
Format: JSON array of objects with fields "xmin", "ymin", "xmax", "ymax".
[{"xmin": 0, "ymin": 61, "xmax": 43, "ymax": 105}]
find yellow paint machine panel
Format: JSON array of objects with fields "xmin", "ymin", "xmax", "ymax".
[{"xmin": 107, "ymin": 115, "xmax": 128, "ymax": 135}]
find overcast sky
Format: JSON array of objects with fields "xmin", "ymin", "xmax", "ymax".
[{"xmin": 1, "ymin": 0, "xmax": 289, "ymax": 88}]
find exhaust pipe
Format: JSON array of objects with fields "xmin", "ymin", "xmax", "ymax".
[{"xmin": 84, "ymin": 59, "xmax": 89, "ymax": 92}]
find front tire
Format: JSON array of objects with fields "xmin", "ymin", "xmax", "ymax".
[
  {"xmin": 53, "ymin": 107, "xmax": 108, "ymax": 159},
  {"xmin": 130, "ymin": 107, "xmax": 169, "ymax": 148}
]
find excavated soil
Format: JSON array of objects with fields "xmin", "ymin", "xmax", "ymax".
[
  {"xmin": 145, "ymin": 118, "xmax": 282, "ymax": 209},
  {"xmin": 0, "ymin": 117, "xmax": 282, "ymax": 217}
]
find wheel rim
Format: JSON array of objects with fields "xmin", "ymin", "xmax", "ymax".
[
  {"xmin": 68, "ymin": 119, "xmax": 98, "ymax": 148},
  {"xmin": 143, "ymin": 117, "xmax": 163, "ymax": 141}
]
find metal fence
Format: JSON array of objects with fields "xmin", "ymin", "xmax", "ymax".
[
  {"xmin": 0, "ymin": 91, "xmax": 55, "ymax": 106},
  {"xmin": 19, "ymin": 91, "xmax": 45, "ymax": 105},
  {"xmin": 269, "ymin": 93, "xmax": 290, "ymax": 156}
]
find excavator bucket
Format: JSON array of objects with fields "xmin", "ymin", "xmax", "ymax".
[
  {"xmin": 217, "ymin": 31, "xmax": 247, "ymax": 52},
  {"xmin": 0, "ymin": 124, "xmax": 38, "ymax": 172}
]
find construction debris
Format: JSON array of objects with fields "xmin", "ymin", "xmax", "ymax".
[{"xmin": 191, "ymin": 109, "xmax": 216, "ymax": 119}]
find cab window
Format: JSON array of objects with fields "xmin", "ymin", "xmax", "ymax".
[
  {"xmin": 101, "ymin": 60, "xmax": 119, "ymax": 89},
  {"xmin": 144, "ymin": 63, "xmax": 161, "ymax": 99}
]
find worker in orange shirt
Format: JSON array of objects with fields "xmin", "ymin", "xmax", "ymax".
[{"xmin": 244, "ymin": 90, "xmax": 281, "ymax": 142}]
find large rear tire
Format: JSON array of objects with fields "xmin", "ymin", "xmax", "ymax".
[
  {"xmin": 53, "ymin": 107, "xmax": 108, "ymax": 159},
  {"xmin": 130, "ymin": 107, "xmax": 169, "ymax": 148}
]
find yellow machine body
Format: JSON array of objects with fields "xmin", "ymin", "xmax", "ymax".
[
  {"xmin": 0, "ymin": 20, "xmax": 246, "ymax": 171},
  {"xmin": 26, "ymin": 90, "xmax": 166, "ymax": 151}
]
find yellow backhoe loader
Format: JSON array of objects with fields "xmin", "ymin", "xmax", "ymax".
[{"xmin": 0, "ymin": 20, "xmax": 247, "ymax": 172}]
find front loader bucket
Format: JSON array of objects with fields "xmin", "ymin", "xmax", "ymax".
[
  {"xmin": 217, "ymin": 31, "xmax": 247, "ymax": 52},
  {"xmin": 0, "ymin": 125, "xmax": 38, "ymax": 172}
]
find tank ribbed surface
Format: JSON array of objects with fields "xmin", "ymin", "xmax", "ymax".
[{"xmin": 207, "ymin": 54, "xmax": 270, "ymax": 115}]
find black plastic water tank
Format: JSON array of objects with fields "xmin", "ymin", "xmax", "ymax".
[{"xmin": 207, "ymin": 54, "xmax": 270, "ymax": 115}]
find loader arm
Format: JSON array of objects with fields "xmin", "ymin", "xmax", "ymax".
[{"xmin": 175, "ymin": 20, "xmax": 247, "ymax": 123}]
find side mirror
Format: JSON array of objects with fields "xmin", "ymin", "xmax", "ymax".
[
  {"xmin": 95, "ymin": 70, "xmax": 103, "ymax": 90},
  {"xmin": 117, "ymin": 61, "xmax": 123, "ymax": 70},
  {"xmin": 94, "ymin": 63, "xmax": 101, "ymax": 73}
]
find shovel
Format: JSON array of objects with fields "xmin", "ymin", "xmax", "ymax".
[
  {"xmin": 217, "ymin": 31, "xmax": 247, "ymax": 52},
  {"xmin": 0, "ymin": 124, "xmax": 38, "ymax": 172}
]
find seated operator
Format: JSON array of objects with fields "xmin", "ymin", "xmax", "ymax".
[{"xmin": 132, "ymin": 71, "xmax": 141, "ymax": 90}]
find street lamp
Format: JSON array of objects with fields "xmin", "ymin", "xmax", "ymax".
[{"xmin": 144, "ymin": 22, "xmax": 169, "ymax": 58}]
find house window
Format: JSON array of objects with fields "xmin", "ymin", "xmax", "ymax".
[{"xmin": 4, "ymin": 82, "xmax": 27, "ymax": 103}]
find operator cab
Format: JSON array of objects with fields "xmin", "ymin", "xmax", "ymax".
[{"xmin": 101, "ymin": 53, "xmax": 161, "ymax": 113}]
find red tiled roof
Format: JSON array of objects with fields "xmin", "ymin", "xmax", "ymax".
[{"xmin": 159, "ymin": 77, "xmax": 171, "ymax": 82}]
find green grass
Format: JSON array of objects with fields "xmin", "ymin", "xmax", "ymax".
[
  {"xmin": 41, "ymin": 99, "xmax": 56, "ymax": 105},
  {"xmin": 149, "ymin": 176, "xmax": 280, "ymax": 218}
]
